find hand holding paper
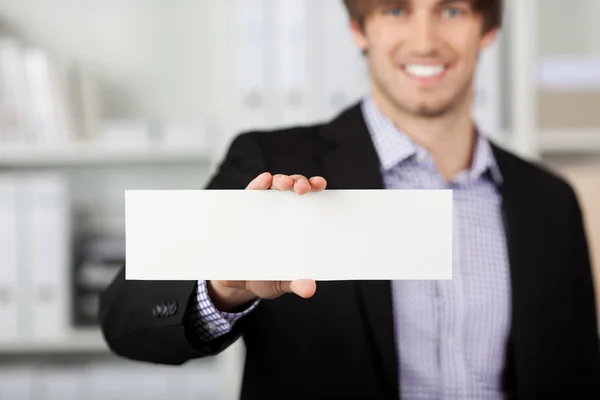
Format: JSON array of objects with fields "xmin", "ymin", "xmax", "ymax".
[{"xmin": 209, "ymin": 172, "xmax": 326, "ymax": 312}]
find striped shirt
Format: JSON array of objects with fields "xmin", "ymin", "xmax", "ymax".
[{"xmin": 190, "ymin": 96, "xmax": 512, "ymax": 399}]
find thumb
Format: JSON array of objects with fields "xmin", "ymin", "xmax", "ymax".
[
  {"xmin": 246, "ymin": 280, "xmax": 317, "ymax": 300},
  {"xmin": 289, "ymin": 279, "xmax": 317, "ymax": 298}
]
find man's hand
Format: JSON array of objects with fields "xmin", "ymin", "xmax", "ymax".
[{"xmin": 208, "ymin": 173, "xmax": 327, "ymax": 313}]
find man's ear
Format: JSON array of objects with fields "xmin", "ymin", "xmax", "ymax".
[
  {"xmin": 480, "ymin": 27, "xmax": 498, "ymax": 50},
  {"xmin": 349, "ymin": 20, "xmax": 368, "ymax": 53}
]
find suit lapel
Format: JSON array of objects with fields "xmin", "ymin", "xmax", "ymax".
[
  {"xmin": 491, "ymin": 144, "xmax": 546, "ymax": 395},
  {"xmin": 318, "ymin": 103, "xmax": 400, "ymax": 399},
  {"xmin": 318, "ymin": 102, "xmax": 385, "ymax": 190}
]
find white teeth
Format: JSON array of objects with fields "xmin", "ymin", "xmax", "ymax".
[{"xmin": 404, "ymin": 64, "xmax": 445, "ymax": 78}]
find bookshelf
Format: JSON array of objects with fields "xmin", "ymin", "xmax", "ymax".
[
  {"xmin": 0, "ymin": 329, "xmax": 107, "ymax": 355},
  {"xmin": 0, "ymin": 3, "xmax": 241, "ymax": 399},
  {"xmin": 536, "ymin": 55, "xmax": 600, "ymax": 91},
  {"xmin": 505, "ymin": 0, "xmax": 600, "ymax": 159},
  {"xmin": 539, "ymin": 129, "xmax": 600, "ymax": 154},
  {"xmin": 0, "ymin": 143, "xmax": 212, "ymax": 167}
]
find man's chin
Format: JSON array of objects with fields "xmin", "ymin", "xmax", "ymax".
[{"xmin": 409, "ymin": 102, "xmax": 455, "ymax": 118}]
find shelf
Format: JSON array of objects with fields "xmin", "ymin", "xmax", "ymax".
[
  {"xmin": 0, "ymin": 142, "xmax": 212, "ymax": 167},
  {"xmin": 539, "ymin": 129, "xmax": 600, "ymax": 154},
  {"xmin": 0, "ymin": 328, "xmax": 108, "ymax": 355},
  {"xmin": 537, "ymin": 55, "xmax": 600, "ymax": 91}
]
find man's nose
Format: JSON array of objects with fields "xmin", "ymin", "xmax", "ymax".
[{"xmin": 409, "ymin": 13, "xmax": 439, "ymax": 56}]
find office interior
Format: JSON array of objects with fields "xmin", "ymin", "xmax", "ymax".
[{"xmin": 0, "ymin": 0, "xmax": 599, "ymax": 399}]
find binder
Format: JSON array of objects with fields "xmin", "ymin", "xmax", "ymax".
[
  {"xmin": 0, "ymin": 175, "xmax": 20, "ymax": 343},
  {"xmin": 0, "ymin": 365, "xmax": 36, "ymax": 400},
  {"xmin": 24, "ymin": 48, "xmax": 65, "ymax": 145},
  {"xmin": 271, "ymin": 0, "xmax": 310, "ymax": 127},
  {"xmin": 73, "ymin": 235, "xmax": 125, "ymax": 327},
  {"xmin": 230, "ymin": 0, "xmax": 271, "ymax": 132},
  {"xmin": 0, "ymin": 37, "xmax": 32, "ymax": 143},
  {"xmin": 316, "ymin": 0, "xmax": 368, "ymax": 121},
  {"xmin": 87, "ymin": 364, "xmax": 169, "ymax": 400},
  {"xmin": 37, "ymin": 365, "xmax": 84, "ymax": 400},
  {"xmin": 20, "ymin": 173, "xmax": 71, "ymax": 341}
]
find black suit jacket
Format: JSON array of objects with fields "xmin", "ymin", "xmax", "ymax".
[{"xmin": 99, "ymin": 103, "xmax": 600, "ymax": 399}]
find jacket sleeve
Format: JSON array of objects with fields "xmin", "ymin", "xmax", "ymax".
[
  {"xmin": 567, "ymin": 187, "xmax": 600, "ymax": 395},
  {"xmin": 98, "ymin": 132, "xmax": 267, "ymax": 365},
  {"xmin": 187, "ymin": 280, "xmax": 261, "ymax": 341}
]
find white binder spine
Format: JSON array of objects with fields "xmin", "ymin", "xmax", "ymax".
[
  {"xmin": 21, "ymin": 174, "xmax": 72, "ymax": 340},
  {"xmin": 0, "ymin": 175, "xmax": 20, "ymax": 343},
  {"xmin": 317, "ymin": 1, "xmax": 368, "ymax": 121},
  {"xmin": 271, "ymin": 0, "xmax": 310, "ymax": 127},
  {"xmin": 231, "ymin": 0, "xmax": 271, "ymax": 131}
]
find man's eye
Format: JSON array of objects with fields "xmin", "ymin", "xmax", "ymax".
[
  {"xmin": 441, "ymin": 7, "xmax": 464, "ymax": 18},
  {"xmin": 385, "ymin": 7, "xmax": 406, "ymax": 17}
]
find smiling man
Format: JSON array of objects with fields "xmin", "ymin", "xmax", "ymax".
[{"xmin": 99, "ymin": 1, "xmax": 600, "ymax": 399}]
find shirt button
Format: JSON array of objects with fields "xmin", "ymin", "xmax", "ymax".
[
  {"xmin": 206, "ymin": 323, "xmax": 217, "ymax": 333},
  {"xmin": 416, "ymin": 150, "xmax": 428, "ymax": 163}
]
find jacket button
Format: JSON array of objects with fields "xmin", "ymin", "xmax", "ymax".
[
  {"xmin": 166, "ymin": 301, "xmax": 178, "ymax": 316},
  {"xmin": 152, "ymin": 304, "xmax": 165, "ymax": 318},
  {"xmin": 152, "ymin": 301, "xmax": 178, "ymax": 318}
]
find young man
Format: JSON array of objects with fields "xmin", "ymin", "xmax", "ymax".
[{"xmin": 99, "ymin": 0, "xmax": 600, "ymax": 398}]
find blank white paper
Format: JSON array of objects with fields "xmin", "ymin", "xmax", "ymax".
[{"xmin": 125, "ymin": 190, "xmax": 452, "ymax": 281}]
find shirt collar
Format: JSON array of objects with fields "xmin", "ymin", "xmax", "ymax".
[{"xmin": 361, "ymin": 95, "xmax": 503, "ymax": 186}]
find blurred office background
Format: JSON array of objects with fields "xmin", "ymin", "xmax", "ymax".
[{"xmin": 0, "ymin": 0, "xmax": 598, "ymax": 399}]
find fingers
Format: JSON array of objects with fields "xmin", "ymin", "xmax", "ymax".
[
  {"xmin": 247, "ymin": 173, "xmax": 327, "ymax": 194},
  {"xmin": 246, "ymin": 172, "xmax": 273, "ymax": 190},
  {"xmin": 309, "ymin": 176, "xmax": 327, "ymax": 192},
  {"xmin": 290, "ymin": 175, "xmax": 312, "ymax": 195},
  {"xmin": 270, "ymin": 174, "xmax": 295, "ymax": 191},
  {"xmin": 291, "ymin": 175, "xmax": 327, "ymax": 194}
]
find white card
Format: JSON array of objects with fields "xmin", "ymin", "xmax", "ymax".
[{"xmin": 125, "ymin": 190, "xmax": 453, "ymax": 281}]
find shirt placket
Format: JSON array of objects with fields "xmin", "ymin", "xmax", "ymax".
[{"xmin": 439, "ymin": 183, "xmax": 469, "ymax": 399}]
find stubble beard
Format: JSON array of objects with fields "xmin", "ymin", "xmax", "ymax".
[{"xmin": 374, "ymin": 71, "xmax": 474, "ymax": 120}]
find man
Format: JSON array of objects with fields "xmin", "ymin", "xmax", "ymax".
[{"xmin": 99, "ymin": 0, "xmax": 600, "ymax": 398}]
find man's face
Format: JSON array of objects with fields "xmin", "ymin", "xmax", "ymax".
[{"xmin": 351, "ymin": 0, "xmax": 497, "ymax": 118}]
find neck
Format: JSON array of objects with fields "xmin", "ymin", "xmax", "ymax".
[{"xmin": 371, "ymin": 90, "xmax": 476, "ymax": 181}]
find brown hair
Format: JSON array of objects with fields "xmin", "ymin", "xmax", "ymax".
[{"xmin": 342, "ymin": 0, "xmax": 502, "ymax": 33}]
